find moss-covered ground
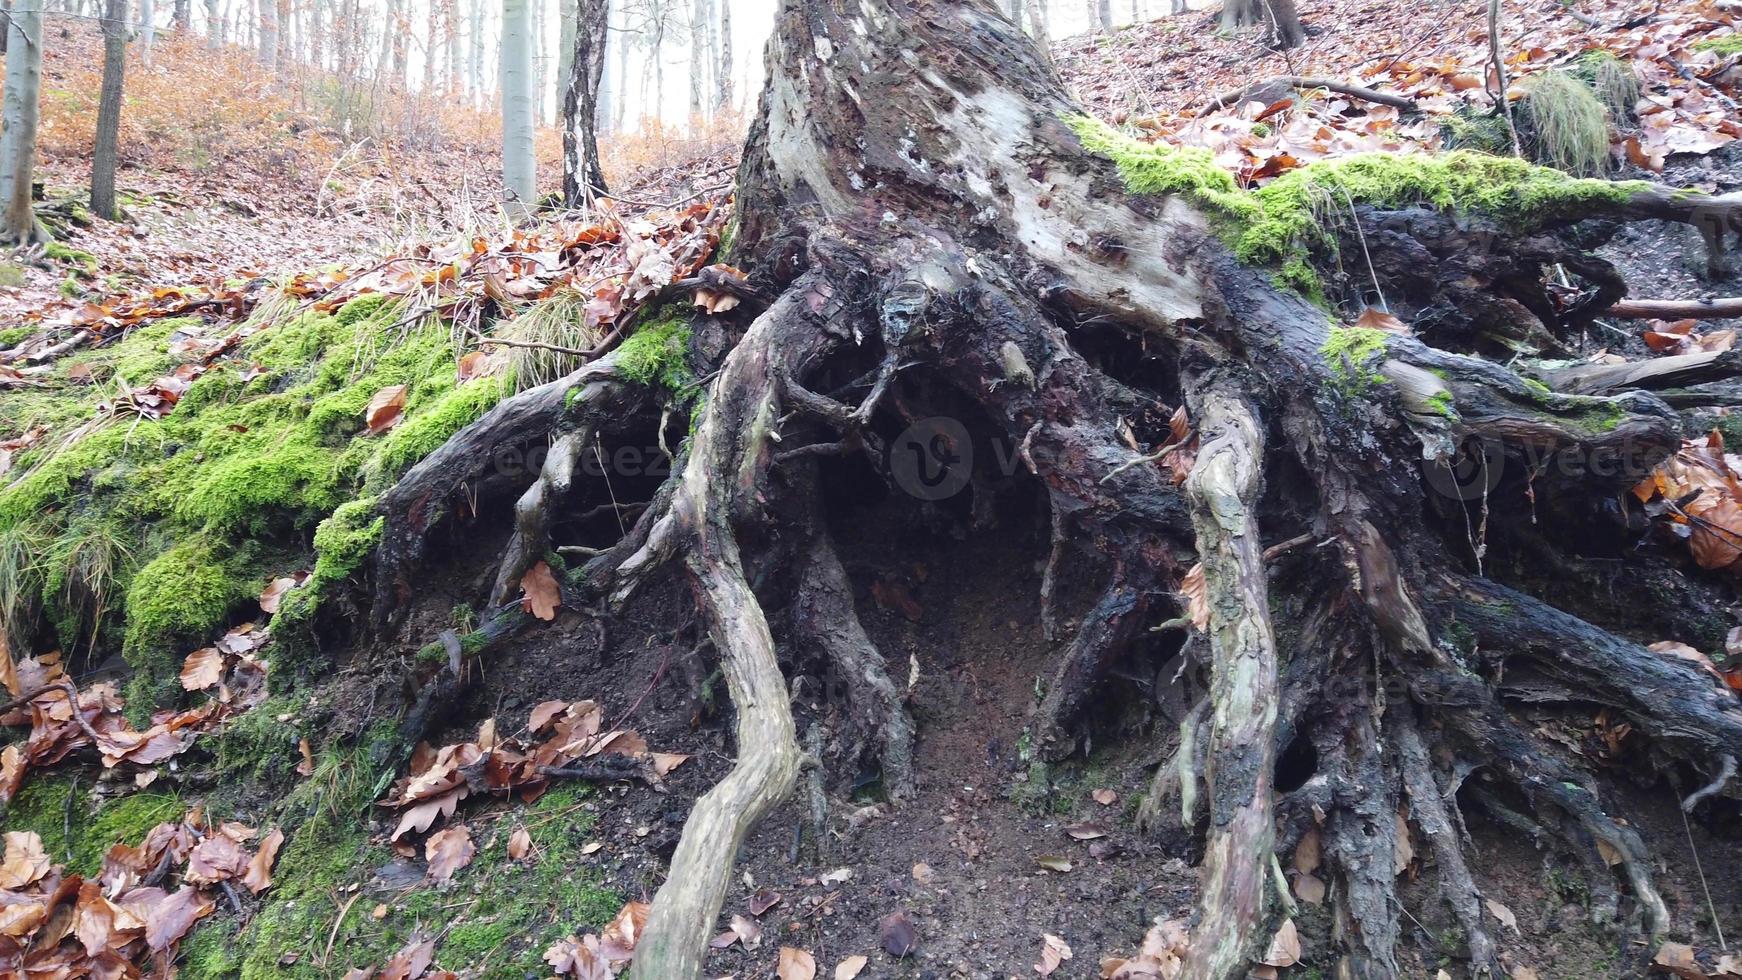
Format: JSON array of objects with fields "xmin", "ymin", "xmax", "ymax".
[{"xmin": 0, "ymin": 293, "xmax": 507, "ymax": 707}]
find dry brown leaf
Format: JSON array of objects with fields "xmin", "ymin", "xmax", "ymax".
[
  {"xmin": 1394, "ymin": 812, "xmax": 1414, "ymax": 874},
  {"xmin": 426, "ymin": 825, "xmax": 476, "ymax": 883},
  {"xmin": 1064, "ymin": 821, "xmax": 1110, "ymax": 840},
  {"xmin": 1293, "ymin": 828, "xmax": 1321, "ymax": 876},
  {"xmin": 1035, "ymin": 854, "xmax": 1073, "ymax": 873},
  {"xmin": 879, "ymin": 910, "xmax": 920, "ymax": 957},
  {"xmin": 1354, "ymin": 306, "xmax": 1410, "ymax": 334},
  {"xmin": 144, "ymin": 886, "xmax": 214, "ymax": 951},
  {"xmin": 1294, "ymin": 872, "xmax": 1326, "ymax": 904},
  {"xmin": 911, "ymin": 862, "xmax": 935, "ymax": 884},
  {"xmin": 520, "ymin": 560, "xmax": 562, "ymax": 621},
  {"xmin": 1653, "ymin": 942, "xmax": 1706, "ymax": 980},
  {"xmin": 365, "ymin": 384, "xmax": 408, "ymax": 434},
  {"xmin": 1036, "ymin": 933, "xmax": 1074, "ymax": 975},
  {"xmin": 1485, "ymin": 898, "xmax": 1519, "ymax": 934},
  {"xmin": 0, "ymin": 831, "xmax": 50, "ymax": 889},
  {"xmin": 1092, "ymin": 788, "xmax": 1117, "ymax": 806},
  {"xmin": 258, "ymin": 574, "xmax": 305, "ymax": 614},
  {"xmin": 508, "ymin": 827, "xmax": 532, "ymax": 861},
  {"xmin": 296, "ymin": 738, "xmax": 315, "ymax": 776},
  {"xmin": 243, "ymin": 827, "xmax": 284, "ymax": 893},
  {"xmin": 179, "ymin": 646, "xmax": 225, "ymax": 691},
  {"xmin": 1261, "ymin": 919, "xmax": 1301, "ymax": 968},
  {"xmin": 778, "ymin": 947, "xmax": 818, "ymax": 980},
  {"xmin": 834, "ymin": 955, "xmax": 869, "ymax": 980},
  {"xmin": 1180, "ymin": 563, "xmax": 1209, "ymax": 631}
]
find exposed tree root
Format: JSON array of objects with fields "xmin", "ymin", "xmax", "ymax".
[{"xmin": 1178, "ymin": 384, "xmax": 1278, "ymax": 980}]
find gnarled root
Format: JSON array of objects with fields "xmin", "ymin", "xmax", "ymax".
[
  {"xmin": 1178, "ymin": 383, "xmax": 1280, "ymax": 980},
  {"xmin": 790, "ymin": 532, "xmax": 918, "ymax": 802}
]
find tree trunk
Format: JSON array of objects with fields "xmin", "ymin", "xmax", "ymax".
[
  {"xmin": 91, "ymin": 0, "xmax": 129, "ymax": 222},
  {"xmin": 687, "ymin": 0, "xmax": 705, "ymax": 117},
  {"xmin": 206, "ymin": 0, "xmax": 220, "ymax": 45},
  {"xmin": 256, "ymin": 0, "xmax": 277, "ymax": 67},
  {"xmin": 1022, "ymin": 0, "xmax": 1049, "ymax": 54},
  {"xmin": 468, "ymin": 0, "xmax": 483, "ymax": 103},
  {"xmin": 500, "ymin": 0, "xmax": 537, "ymax": 209},
  {"xmin": 611, "ymin": 15, "xmax": 629, "ymax": 130},
  {"xmin": 557, "ymin": 0, "xmax": 577, "ymax": 118},
  {"xmin": 173, "ymin": 0, "xmax": 189, "ymax": 32},
  {"xmin": 595, "ymin": 0, "xmax": 614, "ymax": 131},
  {"xmin": 561, "ymin": 0, "xmax": 608, "ymax": 202},
  {"xmin": 1221, "ymin": 0, "xmax": 1302, "ymax": 48},
  {"xmin": 713, "ymin": 0, "xmax": 728, "ymax": 112},
  {"xmin": 0, "ymin": 0, "xmax": 45, "ymax": 244},
  {"xmin": 139, "ymin": 0, "xmax": 156, "ymax": 59},
  {"xmin": 1095, "ymin": 0, "xmax": 1110, "ymax": 30}
]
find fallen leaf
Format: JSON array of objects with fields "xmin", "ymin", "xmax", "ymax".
[
  {"xmin": 243, "ymin": 827, "xmax": 285, "ymax": 893},
  {"xmin": 1035, "ymin": 854, "xmax": 1073, "ymax": 873},
  {"xmin": 1293, "ymin": 827, "xmax": 1321, "ymax": 875},
  {"xmin": 0, "ymin": 831, "xmax": 50, "ymax": 888},
  {"xmin": 297, "ymin": 738, "xmax": 315, "ymax": 776},
  {"xmin": 834, "ymin": 955, "xmax": 869, "ymax": 980},
  {"xmin": 1394, "ymin": 812, "xmax": 1414, "ymax": 874},
  {"xmin": 426, "ymin": 825, "xmax": 476, "ymax": 883},
  {"xmin": 179, "ymin": 646, "xmax": 226, "ymax": 691},
  {"xmin": 819, "ymin": 867, "xmax": 854, "ymax": 885},
  {"xmin": 1036, "ymin": 933, "xmax": 1073, "ymax": 975},
  {"xmin": 1180, "ymin": 562, "xmax": 1209, "ymax": 630},
  {"xmin": 144, "ymin": 886, "xmax": 214, "ymax": 951},
  {"xmin": 778, "ymin": 947, "xmax": 818, "ymax": 980},
  {"xmin": 1092, "ymin": 788, "xmax": 1117, "ymax": 806},
  {"xmin": 1485, "ymin": 898, "xmax": 1519, "ymax": 934},
  {"xmin": 1064, "ymin": 821, "xmax": 1110, "ymax": 840},
  {"xmin": 1294, "ymin": 872, "xmax": 1326, "ymax": 904},
  {"xmin": 365, "ymin": 384, "xmax": 408, "ymax": 434},
  {"xmin": 258, "ymin": 574, "xmax": 305, "ymax": 614},
  {"xmin": 1653, "ymin": 942, "xmax": 1705, "ymax": 980},
  {"xmin": 520, "ymin": 561, "xmax": 562, "ymax": 621},
  {"xmin": 1261, "ymin": 919, "xmax": 1301, "ymax": 968},
  {"xmin": 879, "ymin": 910, "xmax": 919, "ymax": 957},
  {"xmin": 379, "ymin": 936, "xmax": 436, "ymax": 980},
  {"xmin": 911, "ymin": 862, "xmax": 934, "ymax": 884},
  {"xmin": 509, "ymin": 827, "xmax": 532, "ymax": 861}
]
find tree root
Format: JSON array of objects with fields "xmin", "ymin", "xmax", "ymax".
[
  {"xmin": 1395, "ymin": 714, "xmax": 1499, "ymax": 977},
  {"xmin": 790, "ymin": 533, "xmax": 918, "ymax": 802},
  {"xmin": 1178, "ymin": 384, "xmax": 1279, "ymax": 980}
]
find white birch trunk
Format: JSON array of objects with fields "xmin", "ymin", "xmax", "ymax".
[
  {"xmin": 500, "ymin": 0, "xmax": 537, "ymax": 209},
  {"xmin": 0, "ymin": 0, "xmax": 44, "ymax": 243}
]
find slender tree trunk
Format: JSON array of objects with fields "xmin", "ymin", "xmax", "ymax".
[
  {"xmin": 257, "ymin": 0, "xmax": 277, "ymax": 67},
  {"xmin": 278, "ymin": 0, "xmax": 293, "ymax": 73},
  {"xmin": 424, "ymin": 0, "xmax": 437, "ymax": 91},
  {"xmin": 532, "ymin": 0, "xmax": 546, "ymax": 116},
  {"xmin": 1005, "ymin": 0, "xmax": 1023, "ymax": 30},
  {"xmin": 612, "ymin": 14, "xmax": 628, "ymax": 129},
  {"xmin": 500, "ymin": 0, "xmax": 537, "ymax": 209},
  {"xmin": 557, "ymin": 0, "xmax": 576, "ymax": 119},
  {"xmin": 446, "ymin": 0, "xmax": 460, "ymax": 94},
  {"xmin": 0, "ymin": 0, "xmax": 44, "ymax": 244},
  {"xmin": 714, "ymin": 0, "xmax": 729, "ymax": 112},
  {"xmin": 308, "ymin": 0, "xmax": 323, "ymax": 69},
  {"xmin": 595, "ymin": 0, "xmax": 614, "ymax": 131},
  {"xmin": 561, "ymin": 0, "xmax": 607, "ymax": 202},
  {"xmin": 1022, "ymin": 0, "xmax": 1049, "ymax": 54},
  {"xmin": 92, "ymin": 0, "xmax": 129, "ymax": 221},
  {"xmin": 468, "ymin": 0, "xmax": 483, "ymax": 104},
  {"xmin": 688, "ymin": 0, "xmax": 705, "ymax": 118},
  {"xmin": 388, "ymin": 0, "xmax": 406, "ymax": 83},
  {"xmin": 173, "ymin": 0, "xmax": 189, "ymax": 32},
  {"xmin": 1095, "ymin": 0, "xmax": 1110, "ymax": 29},
  {"xmin": 1221, "ymin": 0, "xmax": 1301, "ymax": 47},
  {"xmin": 139, "ymin": 0, "xmax": 156, "ymax": 59}
]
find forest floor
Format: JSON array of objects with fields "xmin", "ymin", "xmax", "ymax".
[{"xmin": 2, "ymin": 2, "xmax": 1742, "ymax": 979}]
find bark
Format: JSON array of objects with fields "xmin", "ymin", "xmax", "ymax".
[
  {"xmin": 561, "ymin": 0, "xmax": 609, "ymax": 202},
  {"xmin": 558, "ymin": 0, "xmax": 578, "ymax": 117},
  {"xmin": 139, "ymin": 0, "xmax": 156, "ymax": 57},
  {"xmin": 0, "ymin": 0, "xmax": 45, "ymax": 245},
  {"xmin": 1094, "ymin": 0, "xmax": 1110, "ymax": 30},
  {"xmin": 688, "ymin": 0, "xmax": 706, "ymax": 116},
  {"xmin": 500, "ymin": 0, "xmax": 538, "ymax": 209},
  {"xmin": 173, "ymin": 0, "xmax": 189, "ymax": 31},
  {"xmin": 257, "ymin": 0, "xmax": 277, "ymax": 67},
  {"xmin": 206, "ymin": 0, "xmax": 220, "ymax": 46},
  {"xmin": 468, "ymin": 0, "xmax": 484, "ymax": 102},
  {"xmin": 1221, "ymin": 0, "xmax": 1302, "ymax": 48},
  {"xmin": 92, "ymin": 0, "xmax": 129, "ymax": 222}
]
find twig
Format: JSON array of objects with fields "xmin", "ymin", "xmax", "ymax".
[
  {"xmin": 1487, "ymin": 0, "xmax": 1524, "ymax": 156},
  {"xmin": 320, "ymin": 892, "xmax": 364, "ymax": 969},
  {"xmin": 1202, "ymin": 76, "xmax": 1415, "ymax": 113}
]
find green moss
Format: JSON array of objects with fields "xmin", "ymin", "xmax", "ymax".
[
  {"xmin": 615, "ymin": 314, "xmax": 699, "ymax": 405},
  {"xmin": 213, "ymin": 695, "xmax": 304, "ymax": 782},
  {"xmin": 58, "ymin": 277, "xmax": 81, "ymax": 299},
  {"xmin": 1, "ymin": 777, "xmax": 87, "ymax": 861},
  {"xmin": 178, "ymin": 918, "xmax": 243, "ymax": 979},
  {"xmin": 44, "ymin": 241, "xmax": 98, "ymax": 277},
  {"xmin": 1441, "ymin": 110, "xmax": 1514, "ymax": 155},
  {"xmin": 1426, "ymin": 389, "xmax": 1457, "ymax": 419},
  {"xmin": 1575, "ymin": 50, "xmax": 1641, "ymax": 120},
  {"xmin": 0, "ymin": 291, "xmax": 508, "ymax": 709},
  {"xmin": 1320, "ymin": 326, "xmax": 1393, "ymax": 393},
  {"xmin": 1070, "ymin": 113, "xmax": 1640, "ymax": 297},
  {"xmin": 73, "ymin": 792, "xmax": 184, "ymax": 874},
  {"xmin": 0, "ymin": 264, "xmax": 25, "ymax": 291},
  {"xmin": 1694, "ymin": 33, "xmax": 1742, "ymax": 56}
]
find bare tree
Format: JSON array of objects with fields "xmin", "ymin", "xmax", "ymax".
[
  {"xmin": 500, "ymin": 0, "xmax": 537, "ymax": 209},
  {"xmin": 0, "ymin": 0, "xmax": 44, "ymax": 244},
  {"xmin": 557, "ymin": 0, "xmax": 577, "ymax": 118},
  {"xmin": 93, "ymin": 0, "xmax": 130, "ymax": 221},
  {"xmin": 714, "ymin": 0, "xmax": 729, "ymax": 111},
  {"xmin": 139, "ymin": 0, "xmax": 156, "ymax": 59},
  {"xmin": 173, "ymin": 0, "xmax": 189, "ymax": 32},
  {"xmin": 257, "ymin": 0, "xmax": 278, "ymax": 67},
  {"xmin": 1094, "ymin": 0, "xmax": 1110, "ymax": 30},
  {"xmin": 206, "ymin": 0, "xmax": 220, "ymax": 46},
  {"xmin": 561, "ymin": 0, "xmax": 607, "ymax": 202},
  {"xmin": 687, "ymin": 0, "xmax": 705, "ymax": 117}
]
